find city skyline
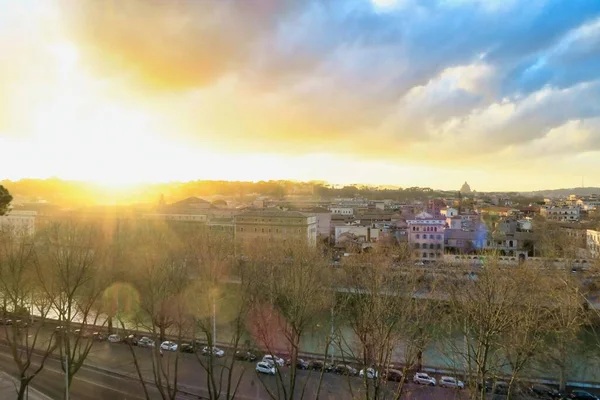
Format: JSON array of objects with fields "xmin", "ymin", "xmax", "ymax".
[{"xmin": 1, "ymin": 1, "xmax": 600, "ymax": 192}]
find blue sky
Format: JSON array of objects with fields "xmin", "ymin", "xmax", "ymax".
[{"xmin": 0, "ymin": 0, "xmax": 599, "ymax": 191}]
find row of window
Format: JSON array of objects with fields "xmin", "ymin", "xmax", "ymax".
[
  {"xmin": 415, "ymin": 234, "xmax": 442, "ymax": 240},
  {"xmin": 238, "ymin": 227, "xmax": 304, "ymax": 234},
  {"xmin": 411, "ymin": 226, "xmax": 440, "ymax": 232},
  {"xmin": 414, "ymin": 243, "xmax": 442, "ymax": 249}
]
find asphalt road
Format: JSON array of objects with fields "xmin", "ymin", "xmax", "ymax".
[{"xmin": 0, "ymin": 335, "xmax": 469, "ymax": 399}]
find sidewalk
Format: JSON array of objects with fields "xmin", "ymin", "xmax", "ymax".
[{"xmin": 0, "ymin": 372, "xmax": 52, "ymax": 400}]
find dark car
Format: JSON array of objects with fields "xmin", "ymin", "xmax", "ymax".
[
  {"xmin": 235, "ymin": 350, "xmax": 258, "ymax": 362},
  {"xmin": 180, "ymin": 343, "xmax": 195, "ymax": 353},
  {"xmin": 286, "ymin": 358, "xmax": 309, "ymax": 370},
  {"xmin": 310, "ymin": 360, "xmax": 334, "ymax": 372},
  {"xmin": 334, "ymin": 364, "xmax": 358, "ymax": 376},
  {"xmin": 123, "ymin": 334, "xmax": 139, "ymax": 345},
  {"xmin": 570, "ymin": 390, "xmax": 599, "ymax": 400},
  {"xmin": 385, "ymin": 369, "xmax": 404, "ymax": 382},
  {"xmin": 92, "ymin": 332, "xmax": 106, "ymax": 341},
  {"xmin": 531, "ymin": 384, "xmax": 562, "ymax": 399}
]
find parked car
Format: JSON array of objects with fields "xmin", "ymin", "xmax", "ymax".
[
  {"xmin": 255, "ymin": 361, "xmax": 276, "ymax": 375},
  {"xmin": 359, "ymin": 368, "xmax": 379, "ymax": 380},
  {"xmin": 180, "ymin": 343, "xmax": 195, "ymax": 353},
  {"xmin": 413, "ymin": 372, "xmax": 436, "ymax": 386},
  {"xmin": 73, "ymin": 329, "xmax": 90, "ymax": 338},
  {"xmin": 310, "ymin": 360, "xmax": 334, "ymax": 372},
  {"xmin": 161, "ymin": 341, "xmax": 178, "ymax": 352},
  {"xmin": 286, "ymin": 358, "xmax": 309, "ymax": 370},
  {"xmin": 440, "ymin": 376, "xmax": 464, "ymax": 389},
  {"xmin": 202, "ymin": 346, "xmax": 225, "ymax": 358},
  {"xmin": 263, "ymin": 354, "xmax": 285, "ymax": 367},
  {"xmin": 385, "ymin": 369, "xmax": 404, "ymax": 382},
  {"xmin": 235, "ymin": 350, "xmax": 258, "ymax": 362},
  {"xmin": 55, "ymin": 325, "xmax": 66, "ymax": 332},
  {"xmin": 92, "ymin": 332, "xmax": 106, "ymax": 341},
  {"xmin": 531, "ymin": 384, "xmax": 562, "ymax": 399},
  {"xmin": 108, "ymin": 334, "xmax": 122, "ymax": 343},
  {"xmin": 123, "ymin": 334, "xmax": 139, "ymax": 345},
  {"xmin": 570, "ymin": 391, "xmax": 599, "ymax": 400},
  {"xmin": 493, "ymin": 381, "xmax": 510, "ymax": 395},
  {"xmin": 137, "ymin": 337, "xmax": 154, "ymax": 348},
  {"xmin": 334, "ymin": 364, "xmax": 358, "ymax": 376}
]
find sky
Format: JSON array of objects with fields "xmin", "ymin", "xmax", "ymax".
[{"xmin": 1, "ymin": 0, "xmax": 600, "ymax": 192}]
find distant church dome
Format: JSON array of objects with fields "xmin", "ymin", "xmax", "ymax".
[{"xmin": 460, "ymin": 181, "xmax": 472, "ymax": 194}]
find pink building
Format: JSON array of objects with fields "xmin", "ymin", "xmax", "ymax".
[{"xmin": 407, "ymin": 212, "xmax": 446, "ymax": 261}]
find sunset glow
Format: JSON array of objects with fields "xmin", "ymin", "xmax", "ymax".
[{"xmin": 1, "ymin": 1, "xmax": 600, "ymax": 191}]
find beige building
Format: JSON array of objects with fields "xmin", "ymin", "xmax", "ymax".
[
  {"xmin": 234, "ymin": 209, "xmax": 317, "ymax": 247},
  {"xmin": 540, "ymin": 206, "xmax": 580, "ymax": 222},
  {"xmin": 588, "ymin": 230, "xmax": 600, "ymax": 259},
  {"xmin": 0, "ymin": 210, "xmax": 36, "ymax": 236}
]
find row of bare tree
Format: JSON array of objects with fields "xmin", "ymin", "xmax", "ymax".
[{"xmin": 0, "ymin": 218, "xmax": 599, "ymax": 400}]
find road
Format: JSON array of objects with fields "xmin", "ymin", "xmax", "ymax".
[{"xmin": 0, "ymin": 335, "xmax": 469, "ymax": 399}]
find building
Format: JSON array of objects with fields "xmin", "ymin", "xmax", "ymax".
[
  {"xmin": 460, "ymin": 182, "xmax": 472, "ymax": 194},
  {"xmin": 427, "ymin": 199, "xmax": 447, "ymax": 217},
  {"xmin": 587, "ymin": 230, "xmax": 600, "ymax": 258},
  {"xmin": 296, "ymin": 207, "xmax": 331, "ymax": 241},
  {"xmin": 541, "ymin": 206, "xmax": 580, "ymax": 223},
  {"xmin": 143, "ymin": 197, "xmax": 214, "ymax": 223},
  {"xmin": 0, "ymin": 210, "xmax": 37, "ymax": 235},
  {"xmin": 334, "ymin": 225, "xmax": 381, "ymax": 245},
  {"xmin": 440, "ymin": 207, "xmax": 458, "ymax": 218},
  {"xmin": 330, "ymin": 207, "xmax": 354, "ymax": 216},
  {"xmin": 407, "ymin": 212, "xmax": 446, "ymax": 261},
  {"xmin": 234, "ymin": 209, "xmax": 317, "ymax": 247}
]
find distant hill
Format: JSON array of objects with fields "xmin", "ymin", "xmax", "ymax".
[{"xmin": 520, "ymin": 187, "xmax": 600, "ymax": 198}]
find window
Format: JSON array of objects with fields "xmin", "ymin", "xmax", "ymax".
[
  {"xmin": 429, "ymin": 243, "xmax": 434, "ymax": 249},
  {"xmin": 422, "ymin": 243, "xmax": 427, "ymax": 249},
  {"xmin": 430, "ymin": 253, "xmax": 435, "ymax": 258},
  {"xmin": 437, "ymin": 244, "xmax": 441, "ymax": 249},
  {"xmin": 416, "ymin": 234, "xmax": 420, "ymax": 239},
  {"xmin": 430, "ymin": 234, "xmax": 434, "ymax": 239},
  {"xmin": 262, "ymin": 228, "xmax": 264, "ymax": 233},
  {"xmin": 436, "ymin": 235, "xmax": 442, "ymax": 240},
  {"xmin": 423, "ymin": 253, "xmax": 427, "ymax": 258}
]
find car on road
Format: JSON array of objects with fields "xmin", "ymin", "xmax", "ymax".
[
  {"xmin": 256, "ymin": 361, "xmax": 276, "ymax": 375},
  {"xmin": 359, "ymin": 368, "xmax": 379, "ymax": 380},
  {"xmin": 334, "ymin": 364, "xmax": 358, "ymax": 376},
  {"xmin": 570, "ymin": 390, "xmax": 599, "ymax": 400},
  {"xmin": 180, "ymin": 343, "xmax": 195, "ymax": 353},
  {"xmin": 123, "ymin": 334, "xmax": 139, "ymax": 345},
  {"xmin": 413, "ymin": 372, "xmax": 436, "ymax": 386},
  {"xmin": 310, "ymin": 360, "xmax": 334, "ymax": 372},
  {"xmin": 92, "ymin": 332, "xmax": 106, "ymax": 341},
  {"xmin": 531, "ymin": 384, "xmax": 562, "ymax": 398},
  {"xmin": 137, "ymin": 337, "xmax": 154, "ymax": 348},
  {"xmin": 286, "ymin": 358, "xmax": 309, "ymax": 370},
  {"xmin": 161, "ymin": 341, "xmax": 178, "ymax": 352},
  {"xmin": 73, "ymin": 329, "xmax": 90, "ymax": 338},
  {"xmin": 439, "ymin": 376, "xmax": 464, "ymax": 389},
  {"xmin": 263, "ymin": 354, "xmax": 285, "ymax": 367},
  {"xmin": 202, "ymin": 346, "xmax": 225, "ymax": 358},
  {"xmin": 385, "ymin": 369, "xmax": 404, "ymax": 382},
  {"xmin": 235, "ymin": 350, "xmax": 258, "ymax": 362},
  {"xmin": 108, "ymin": 334, "xmax": 122, "ymax": 343}
]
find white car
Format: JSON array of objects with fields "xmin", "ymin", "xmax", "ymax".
[
  {"xmin": 262, "ymin": 354, "xmax": 285, "ymax": 367},
  {"xmin": 439, "ymin": 376, "xmax": 464, "ymax": 389},
  {"xmin": 202, "ymin": 346, "xmax": 225, "ymax": 358},
  {"xmin": 359, "ymin": 368, "xmax": 379, "ymax": 379},
  {"xmin": 160, "ymin": 341, "xmax": 178, "ymax": 352},
  {"xmin": 413, "ymin": 372, "xmax": 436, "ymax": 386},
  {"xmin": 138, "ymin": 337, "xmax": 154, "ymax": 348},
  {"xmin": 256, "ymin": 361, "xmax": 276, "ymax": 375},
  {"xmin": 107, "ymin": 334, "xmax": 121, "ymax": 343}
]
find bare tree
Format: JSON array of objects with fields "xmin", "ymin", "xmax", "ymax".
[
  {"xmin": 243, "ymin": 240, "xmax": 333, "ymax": 400},
  {"xmin": 0, "ymin": 227, "xmax": 57, "ymax": 400},
  {"xmin": 126, "ymin": 220, "xmax": 191, "ymax": 400},
  {"xmin": 34, "ymin": 220, "xmax": 109, "ymax": 398},
  {"xmin": 443, "ymin": 256, "xmax": 523, "ymax": 400},
  {"xmin": 336, "ymin": 246, "xmax": 436, "ymax": 400}
]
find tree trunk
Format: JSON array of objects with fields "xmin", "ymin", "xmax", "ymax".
[
  {"xmin": 17, "ymin": 377, "xmax": 29, "ymax": 400},
  {"xmin": 107, "ymin": 316, "xmax": 113, "ymax": 334}
]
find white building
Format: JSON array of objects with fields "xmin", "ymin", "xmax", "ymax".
[
  {"xmin": 540, "ymin": 206, "xmax": 580, "ymax": 222},
  {"xmin": 330, "ymin": 207, "xmax": 354, "ymax": 216},
  {"xmin": 440, "ymin": 207, "xmax": 458, "ymax": 218},
  {"xmin": 588, "ymin": 230, "xmax": 600, "ymax": 258},
  {"xmin": 0, "ymin": 210, "xmax": 36, "ymax": 236}
]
